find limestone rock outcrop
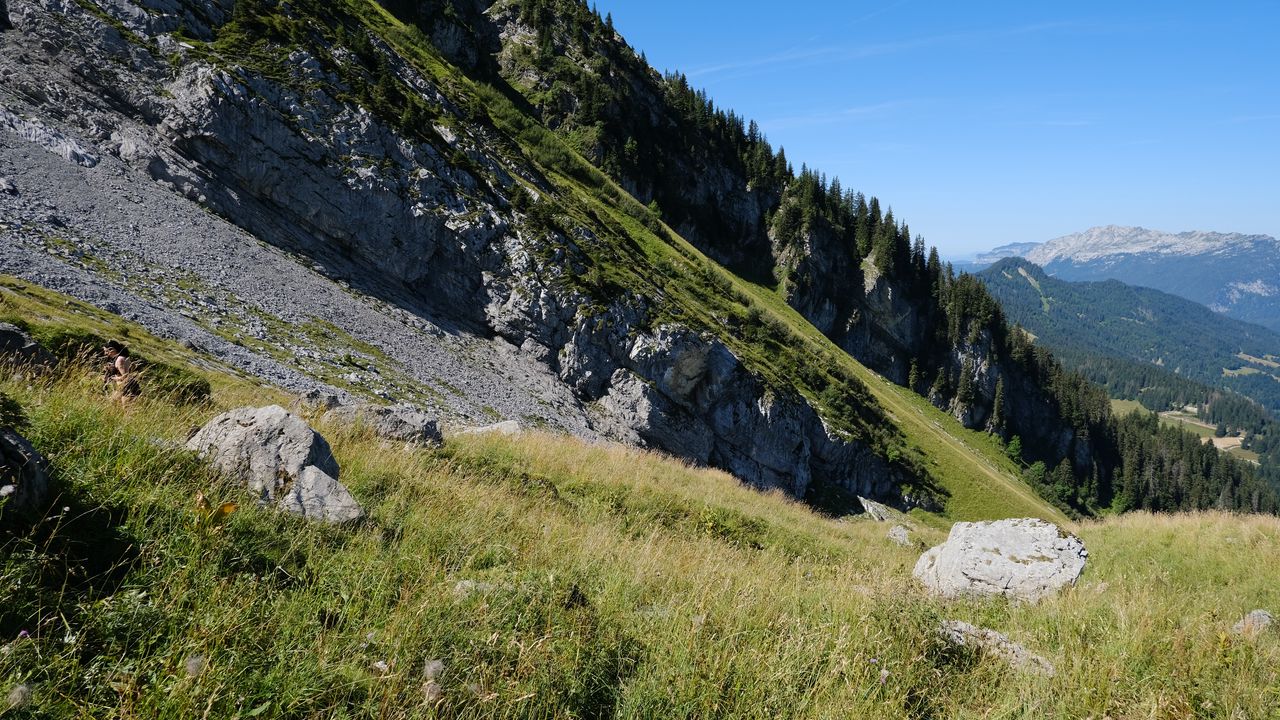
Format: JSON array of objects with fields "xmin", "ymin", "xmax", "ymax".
[
  {"xmin": 323, "ymin": 403, "xmax": 442, "ymax": 446},
  {"xmin": 914, "ymin": 518, "xmax": 1087, "ymax": 602},
  {"xmin": 939, "ymin": 620, "xmax": 1055, "ymax": 676},
  {"xmin": 0, "ymin": 428, "xmax": 49, "ymax": 515},
  {"xmin": 186, "ymin": 405, "xmax": 362, "ymax": 523},
  {"xmin": 0, "ymin": 323, "xmax": 55, "ymax": 369}
]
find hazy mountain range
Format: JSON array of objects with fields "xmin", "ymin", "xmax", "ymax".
[{"xmin": 962, "ymin": 225, "xmax": 1280, "ymax": 332}]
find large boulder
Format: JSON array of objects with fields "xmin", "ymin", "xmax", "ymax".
[
  {"xmin": 914, "ymin": 518, "xmax": 1087, "ymax": 602},
  {"xmin": 0, "ymin": 324, "xmax": 56, "ymax": 369},
  {"xmin": 0, "ymin": 428, "xmax": 49, "ymax": 514},
  {"xmin": 323, "ymin": 403, "xmax": 442, "ymax": 445},
  {"xmin": 186, "ymin": 405, "xmax": 362, "ymax": 523}
]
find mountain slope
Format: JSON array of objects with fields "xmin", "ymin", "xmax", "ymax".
[
  {"xmin": 0, "ymin": 0, "xmax": 1057, "ymax": 515},
  {"xmin": 1, "ymin": 0, "xmax": 1274, "ymax": 519},
  {"xmin": 978, "ymin": 258, "xmax": 1280, "ymax": 412},
  {"xmin": 4, "ymin": 288, "xmax": 1280, "ymax": 718},
  {"xmin": 1026, "ymin": 225, "xmax": 1280, "ymax": 332}
]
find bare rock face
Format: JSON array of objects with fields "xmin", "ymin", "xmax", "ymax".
[
  {"xmin": 0, "ymin": 428, "xmax": 48, "ymax": 514},
  {"xmin": 0, "ymin": 323, "xmax": 56, "ymax": 369},
  {"xmin": 914, "ymin": 518, "xmax": 1087, "ymax": 602},
  {"xmin": 323, "ymin": 403, "xmax": 442, "ymax": 446},
  {"xmin": 859, "ymin": 496, "xmax": 893, "ymax": 522},
  {"xmin": 186, "ymin": 405, "xmax": 362, "ymax": 523},
  {"xmin": 939, "ymin": 620, "xmax": 1055, "ymax": 676}
]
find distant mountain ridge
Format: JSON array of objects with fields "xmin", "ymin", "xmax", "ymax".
[
  {"xmin": 1027, "ymin": 225, "xmax": 1280, "ymax": 265},
  {"xmin": 974, "ymin": 241, "xmax": 1043, "ymax": 265},
  {"xmin": 970, "ymin": 225, "xmax": 1280, "ymax": 332}
]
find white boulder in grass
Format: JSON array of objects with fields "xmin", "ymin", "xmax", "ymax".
[
  {"xmin": 914, "ymin": 518, "xmax": 1087, "ymax": 602},
  {"xmin": 186, "ymin": 405, "xmax": 363, "ymax": 523}
]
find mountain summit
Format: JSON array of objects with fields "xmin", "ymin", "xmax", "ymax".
[
  {"xmin": 1020, "ymin": 225, "xmax": 1280, "ymax": 331},
  {"xmin": 1027, "ymin": 225, "xmax": 1280, "ymax": 264}
]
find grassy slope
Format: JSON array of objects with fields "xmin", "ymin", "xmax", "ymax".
[
  {"xmin": 339, "ymin": 1, "xmax": 1060, "ymax": 525},
  {"xmin": 2, "ymin": 309, "xmax": 1279, "ymax": 717}
]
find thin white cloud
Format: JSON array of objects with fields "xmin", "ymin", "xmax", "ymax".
[
  {"xmin": 1229, "ymin": 114, "xmax": 1280, "ymax": 124},
  {"xmin": 687, "ymin": 21, "xmax": 1082, "ymax": 80},
  {"xmin": 759, "ymin": 100, "xmax": 920, "ymax": 131}
]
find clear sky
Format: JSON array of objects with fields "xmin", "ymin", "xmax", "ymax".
[{"xmin": 595, "ymin": 0, "xmax": 1280, "ymax": 258}]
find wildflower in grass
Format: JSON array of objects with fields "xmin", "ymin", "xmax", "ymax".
[
  {"xmin": 879, "ymin": 669, "xmax": 889, "ymax": 684},
  {"xmin": 423, "ymin": 659, "xmax": 444, "ymax": 681},
  {"xmin": 371, "ymin": 660, "xmax": 390, "ymax": 675},
  {"xmin": 16, "ymin": 630, "xmax": 28, "ymax": 640}
]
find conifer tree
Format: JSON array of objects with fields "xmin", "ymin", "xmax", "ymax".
[{"xmin": 991, "ymin": 376, "xmax": 1005, "ymax": 431}]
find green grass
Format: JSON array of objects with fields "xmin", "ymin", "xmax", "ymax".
[
  {"xmin": 1161, "ymin": 411, "xmax": 1217, "ymax": 439},
  {"xmin": 1110, "ymin": 398, "xmax": 1145, "ymax": 416},
  {"xmin": 2, "ymin": 357, "xmax": 1279, "ymax": 717}
]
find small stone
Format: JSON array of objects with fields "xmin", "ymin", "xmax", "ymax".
[
  {"xmin": 1232, "ymin": 609, "xmax": 1273, "ymax": 638},
  {"xmin": 939, "ymin": 620, "xmax": 1055, "ymax": 676},
  {"xmin": 452, "ymin": 579, "xmax": 496, "ymax": 599},
  {"xmin": 6, "ymin": 684, "xmax": 31, "ymax": 709},
  {"xmin": 323, "ymin": 403, "xmax": 442, "ymax": 445},
  {"xmin": 886, "ymin": 524, "xmax": 911, "ymax": 547},
  {"xmin": 422, "ymin": 680, "xmax": 443, "ymax": 703},
  {"xmin": 184, "ymin": 654, "xmax": 206, "ymax": 677}
]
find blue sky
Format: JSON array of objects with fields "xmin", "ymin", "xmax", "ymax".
[{"xmin": 595, "ymin": 1, "xmax": 1280, "ymax": 257}]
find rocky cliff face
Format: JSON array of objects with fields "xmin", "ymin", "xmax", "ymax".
[
  {"xmin": 0, "ymin": 0, "xmax": 906, "ymax": 504},
  {"xmin": 767, "ymin": 211, "xmax": 1095, "ymax": 471}
]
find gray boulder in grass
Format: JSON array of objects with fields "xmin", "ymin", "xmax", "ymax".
[
  {"xmin": 0, "ymin": 428, "xmax": 49, "ymax": 514},
  {"xmin": 322, "ymin": 403, "xmax": 442, "ymax": 445},
  {"xmin": 914, "ymin": 518, "xmax": 1087, "ymax": 602},
  {"xmin": 0, "ymin": 323, "xmax": 56, "ymax": 369},
  {"xmin": 186, "ymin": 405, "xmax": 363, "ymax": 523}
]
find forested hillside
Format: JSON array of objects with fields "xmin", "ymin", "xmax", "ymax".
[
  {"xmin": 976, "ymin": 257, "xmax": 1280, "ymax": 509},
  {"xmin": 978, "ymin": 258, "xmax": 1280, "ymax": 411}
]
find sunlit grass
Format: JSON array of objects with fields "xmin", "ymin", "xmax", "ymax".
[{"xmin": 2, "ymin": 363, "xmax": 1278, "ymax": 717}]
